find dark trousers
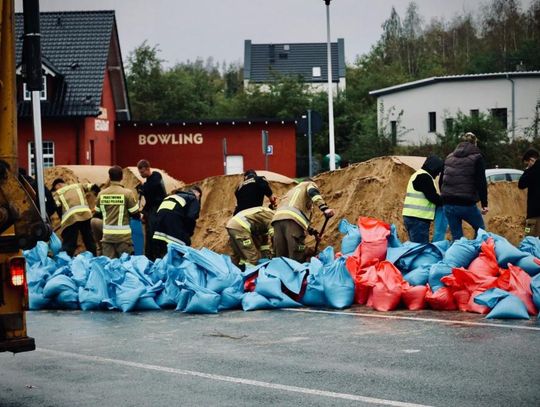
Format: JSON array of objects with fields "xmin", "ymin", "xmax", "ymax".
[
  {"xmin": 144, "ymin": 210, "xmax": 159, "ymax": 261},
  {"xmin": 61, "ymin": 219, "xmax": 96, "ymax": 257},
  {"xmin": 443, "ymin": 204, "xmax": 485, "ymax": 241},
  {"xmin": 403, "ymin": 216, "xmax": 430, "ymax": 244},
  {"xmin": 272, "ymin": 219, "xmax": 306, "ymax": 262}
]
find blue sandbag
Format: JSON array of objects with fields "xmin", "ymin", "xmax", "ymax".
[
  {"xmin": 180, "ymin": 260, "xmax": 207, "ymax": 287},
  {"xmin": 474, "ymin": 288, "xmax": 529, "ymax": 320},
  {"xmin": 531, "ymin": 274, "xmax": 540, "ymax": 311},
  {"xmin": 130, "ymin": 219, "xmax": 144, "ymax": 255},
  {"xmin": 28, "ymin": 279, "xmax": 50, "ymax": 310},
  {"xmin": 338, "ymin": 219, "xmax": 361, "ymax": 254},
  {"xmin": 516, "ymin": 255, "xmax": 540, "ymax": 277},
  {"xmin": 301, "ymin": 258, "xmax": 326, "ymax": 307},
  {"xmin": 218, "ymin": 287, "xmax": 244, "ymax": 310},
  {"xmin": 492, "ymin": 234, "xmax": 528, "ymax": 266},
  {"xmin": 386, "ymin": 242, "xmax": 421, "ymax": 264},
  {"xmin": 432, "ymin": 239, "xmax": 451, "ymax": 255},
  {"xmin": 387, "ymin": 224, "xmax": 402, "ymax": 248},
  {"xmin": 318, "ymin": 246, "xmax": 335, "ymax": 266},
  {"xmin": 519, "ymin": 236, "xmax": 540, "ymax": 258},
  {"xmin": 404, "ymin": 264, "xmax": 430, "ymax": 286},
  {"xmin": 135, "ymin": 296, "xmax": 161, "ymax": 311},
  {"xmin": 71, "ymin": 252, "xmax": 94, "ymax": 287},
  {"xmin": 396, "ymin": 244, "xmax": 443, "ymax": 273},
  {"xmin": 321, "ymin": 256, "xmax": 354, "ymax": 309},
  {"xmin": 442, "ymin": 237, "xmax": 481, "ymax": 268},
  {"xmin": 43, "ymin": 274, "xmax": 79, "ymax": 309},
  {"xmin": 487, "ymin": 295, "xmax": 529, "ymax": 319},
  {"xmin": 183, "ymin": 282, "xmax": 220, "ymax": 314},
  {"xmin": 263, "ymin": 257, "xmax": 306, "ymax": 295},
  {"xmin": 174, "ymin": 286, "xmax": 192, "ymax": 311},
  {"xmin": 432, "ymin": 206, "xmax": 448, "ymax": 242},
  {"xmin": 23, "ymin": 241, "xmax": 50, "ymax": 268},
  {"xmin": 255, "ymin": 270, "xmax": 284, "ymax": 299},
  {"xmin": 112, "ymin": 272, "xmax": 147, "ymax": 312},
  {"xmin": 79, "ymin": 268, "xmax": 109, "ymax": 310},
  {"xmin": 122, "ymin": 255, "xmax": 154, "ymax": 286},
  {"xmin": 242, "ymin": 292, "xmax": 275, "ymax": 311},
  {"xmin": 428, "ymin": 262, "xmax": 452, "ymax": 292},
  {"xmin": 48, "ymin": 233, "xmax": 62, "ymax": 256}
]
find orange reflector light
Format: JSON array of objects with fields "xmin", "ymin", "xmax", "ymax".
[{"xmin": 9, "ymin": 257, "xmax": 26, "ymax": 287}]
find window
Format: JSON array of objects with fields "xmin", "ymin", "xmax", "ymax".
[
  {"xmin": 283, "ymin": 44, "xmax": 290, "ymax": 51},
  {"xmin": 491, "ymin": 108, "xmax": 508, "ymax": 129},
  {"xmin": 445, "ymin": 118, "xmax": 454, "ymax": 134},
  {"xmin": 23, "ymin": 76, "xmax": 47, "ymax": 101},
  {"xmin": 428, "ymin": 112, "xmax": 436, "ymax": 132},
  {"xmin": 312, "ymin": 67, "xmax": 321, "ymax": 77},
  {"xmin": 390, "ymin": 121, "xmax": 397, "ymax": 145},
  {"xmin": 470, "ymin": 109, "xmax": 479, "ymax": 118},
  {"xmin": 28, "ymin": 141, "xmax": 54, "ymax": 176}
]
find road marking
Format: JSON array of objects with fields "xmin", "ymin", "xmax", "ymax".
[
  {"xmin": 282, "ymin": 308, "xmax": 540, "ymax": 331},
  {"xmin": 37, "ymin": 348, "xmax": 432, "ymax": 407}
]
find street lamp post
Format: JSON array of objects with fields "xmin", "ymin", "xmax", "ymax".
[{"xmin": 324, "ymin": 0, "xmax": 336, "ymax": 171}]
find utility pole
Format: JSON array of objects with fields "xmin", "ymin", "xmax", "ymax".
[{"xmin": 324, "ymin": 0, "xmax": 336, "ymax": 171}]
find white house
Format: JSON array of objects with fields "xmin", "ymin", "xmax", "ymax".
[{"xmin": 369, "ymin": 72, "xmax": 540, "ymax": 145}]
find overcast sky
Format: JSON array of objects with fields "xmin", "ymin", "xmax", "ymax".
[{"xmin": 15, "ymin": 0, "xmax": 533, "ymax": 68}]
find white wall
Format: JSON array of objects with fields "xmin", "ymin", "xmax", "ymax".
[{"xmin": 376, "ymin": 76, "xmax": 540, "ymax": 145}]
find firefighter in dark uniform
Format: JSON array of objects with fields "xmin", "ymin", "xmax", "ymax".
[
  {"xmin": 51, "ymin": 178, "xmax": 98, "ymax": 256},
  {"xmin": 271, "ymin": 180, "xmax": 334, "ymax": 262},
  {"xmin": 152, "ymin": 186, "xmax": 202, "ymax": 258},
  {"xmin": 234, "ymin": 169, "xmax": 277, "ymax": 214},
  {"xmin": 226, "ymin": 206, "xmax": 274, "ymax": 269},
  {"xmin": 137, "ymin": 159, "xmax": 167, "ymax": 260},
  {"xmin": 94, "ymin": 166, "xmax": 140, "ymax": 258}
]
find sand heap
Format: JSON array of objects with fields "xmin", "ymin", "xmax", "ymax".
[{"xmin": 192, "ymin": 156, "xmax": 527, "ymax": 253}]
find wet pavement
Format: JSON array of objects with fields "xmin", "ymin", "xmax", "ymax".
[{"xmin": 1, "ymin": 307, "xmax": 538, "ymax": 407}]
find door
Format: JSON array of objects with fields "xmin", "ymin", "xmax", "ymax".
[{"xmin": 225, "ymin": 155, "xmax": 244, "ymax": 175}]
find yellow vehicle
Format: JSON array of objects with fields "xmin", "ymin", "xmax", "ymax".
[{"xmin": 0, "ymin": 0, "xmax": 50, "ymax": 353}]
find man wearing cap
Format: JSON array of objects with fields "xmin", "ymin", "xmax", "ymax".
[
  {"xmin": 440, "ymin": 132, "xmax": 488, "ymax": 240},
  {"xmin": 51, "ymin": 178, "xmax": 98, "ymax": 256},
  {"xmin": 94, "ymin": 166, "xmax": 140, "ymax": 258},
  {"xmin": 518, "ymin": 148, "xmax": 540, "ymax": 237},
  {"xmin": 271, "ymin": 180, "xmax": 334, "ymax": 262},
  {"xmin": 152, "ymin": 186, "xmax": 202, "ymax": 258},
  {"xmin": 226, "ymin": 206, "xmax": 274, "ymax": 269},
  {"xmin": 234, "ymin": 169, "xmax": 277, "ymax": 215},
  {"xmin": 402, "ymin": 155, "xmax": 444, "ymax": 243}
]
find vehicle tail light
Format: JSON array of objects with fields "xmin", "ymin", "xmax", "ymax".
[{"xmin": 9, "ymin": 257, "xmax": 26, "ymax": 287}]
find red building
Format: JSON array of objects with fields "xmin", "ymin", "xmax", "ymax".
[
  {"xmin": 116, "ymin": 119, "xmax": 297, "ymax": 183},
  {"xmin": 15, "ymin": 11, "xmax": 129, "ymax": 175}
]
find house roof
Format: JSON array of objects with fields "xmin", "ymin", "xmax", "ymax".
[
  {"xmin": 15, "ymin": 10, "xmax": 117, "ymax": 117},
  {"xmin": 369, "ymin": 71, "xmax": 540, "ymax": 97},
  {"xmin": 244, "ymin": 39, "xmax": 345, "ymax": 84},
  {"xmin": 116, "ymin": 118, "xmax": 298, "ymax": 128}
]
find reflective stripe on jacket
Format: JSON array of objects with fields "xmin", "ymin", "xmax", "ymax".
[
  {"xmin": 402, "ymin": 169, "xmax": 436, "ymax": 220},
  {"xmin": 54, "ymin": 183, "xmax": 92, "ymax": 227},
  {"xmin": 226, "ymin": 206, "xmax": 274, "ymax": 235}
]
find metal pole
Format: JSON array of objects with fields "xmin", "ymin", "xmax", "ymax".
[
  {"xmin": 31, "ymin": 92, "xmax": 46, "ymax": 220},
  {"xmin": 307, "ymin": 109, "xmax": 313, "ymax": 177},
  {"xmin": 222, "ymin": 138, "xmax": 227, "ymax": 174},
  {"xmin": 325, "ymin": 0, "xmax": 336, "ymax": 170}
]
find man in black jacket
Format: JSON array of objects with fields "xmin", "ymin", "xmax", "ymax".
[
  {"xmin": 152, "ymin": 186, "xmax": 202, "ymax": 258},
  {"xmin": 234, "ymin": 170, "xmax": 276, "ymax": 214},
  {"xmin": 440, "ymin": 132, "xmax": 488, "ymax": 240},
  {"xmin": 402, "ymin": 155, "xmax": 444, "ymax": 243},
  {"xmin": 137, "ymin": 159, "xmax": 166, "ymax": 260},
  {"xmin": 518, "ymin": 148, "xmax": 540, "ymax": 237}
]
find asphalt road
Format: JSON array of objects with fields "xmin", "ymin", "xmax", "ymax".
[{"xmin": 1, "ymin": 307, "xmax": 539, "ymax": 407}]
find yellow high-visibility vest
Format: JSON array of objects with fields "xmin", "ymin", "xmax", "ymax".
[{"xmin": 402, "ymin": 169, "xmax": 436, "ymax": 220}]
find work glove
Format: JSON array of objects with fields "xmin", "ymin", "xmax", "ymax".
[
  {"xmin": 269, "ymin": 196, "xmax": 277, "ymax": 210},
  {"xmin": 90, "ymin": 184, "xmax": 101, "ymax": 195},
  {"xmin": 323, "ymin": 208, "xmax": 335, "ymax": 219},
  {"xmin": 307, "ymin": 227, "xmax": 319, "ymax": 237}
]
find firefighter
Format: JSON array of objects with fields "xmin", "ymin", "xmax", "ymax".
[
  {"xmin": 94, "ymin": 166, "xmax": 140, "ymax": 258},
  {"xmin": 152, "ymin": 186, "xmax": 202, "ymax": 258},
  {"xmin": 234, "ymin": 169, "xmax": 277, "ymax": 214},
  {"xmin": 226, "ymin": 206, "xmax": 274, "ymax": 269},
  {"xmin": 51, "ymin": 178, "xmax": 99, "ymax": 256},
  {"xmin": 271, "ymin": 180, "xmax": 334, "ymax": 262},
  {"xmin": 136, "ymin": 159, "xmax": 166, "ymax": 260}
]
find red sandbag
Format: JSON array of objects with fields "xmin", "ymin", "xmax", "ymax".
[
  {"xmin": 359, "ymin": 239, "xmax": 389, "ymax": 268},
  {"xmin": 450, "ymin": 267, "xmax": 498, "ymax": 293},
  {"xmin": 402, "ymin": 282, "xmax": 427, "ymax": 310},
  {"xmin": 355, "ymin": 265, "xmax": 377, "ymax": 305},
  {"xmin": 497, "ymin": 264, "xmax": 537, "ymax": 315},
  {"xmin": 426, "ymin": 286, "xmax": 457, "ymax": 310},
  {"xmin": 466, "ymin": 290, "xmax": 490, "ymax": 314},
  {"xmin": 368, "ymin": 261, "xmax": 403, "ymax": 311},
  {"xmin": 356, "ymin": 217, "xmax": 390, "ymax": 268},
  {"xmin": 468, "ymin": 237, "xmax": 499, "ymax": 277},
  {"xmin": 244, "ymin": 273, "xmax": 258, "ymax": 292},
  {"xmin": 452, "ymin": 289, "xmax": 471, "ymax": 312},
  {"xmin": 357, "ymin": 217, "xmax": 391, "ymax": 241}
]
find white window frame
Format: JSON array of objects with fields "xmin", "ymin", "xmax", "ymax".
[
  {"xmin": 28, "ymin": 140, "xmax": 55, "ymax": 176},
  {"xmin": 312, "ymin": 67, "xmax": 321, "ymax": 77},
  {"xmin": 23, "ymin": 76, "xmax": 47, "ymax": 101}
]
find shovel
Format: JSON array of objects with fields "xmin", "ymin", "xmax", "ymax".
[{"xmin": 313, "ymin": 216, "xmax": 330, "ymax": 254}]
